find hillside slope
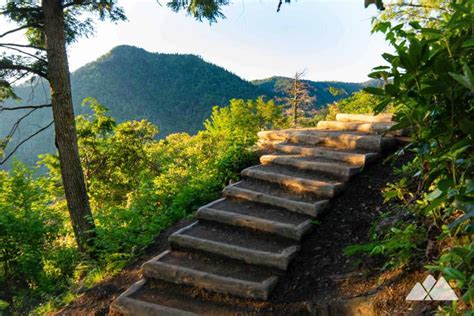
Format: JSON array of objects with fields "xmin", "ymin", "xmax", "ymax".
[{"xmin": 1, "ymin": 46, "xmax": 368, "ymax": 167}]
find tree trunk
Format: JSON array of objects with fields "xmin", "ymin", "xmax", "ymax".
[
  {"xmin": 43, "ymin": 0, "xmax": 96, "ymax": 254},
  {"xmin": 293, "ymin": 76, "xmax": 298, "ymax": 128}
]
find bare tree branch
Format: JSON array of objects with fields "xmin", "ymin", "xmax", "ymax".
[
  {"xmin": 0, "ymin": 61, "xmax": 47, "ymax": 78},
  {"xmin": 9, "ymin": 70, "xmax": 30, "ymax": 85},
  {"xmin": 385, "ymin": 2, "xmax": 444, "ymax": 10},
  {"xmin": 0, "ymin": 24, "xmax": 38, "ymax": 38},
  {"xmin": 0, "ymin": 104, "xmax": 51, "ymax": 111},
  {"xmin": 4, "ymin": 108, "xmax": 38, "ymax": 141},
  {"xmin": 0, "ymin": 45, "xmax": 46, "ymax": 62},
  {"xmin": 0, "ymin": 43, "xmax": 44, "ymax": 50},
  {"xmin": 277, "ymin": 0, "xmax": 283, "ymax": 12},
  {"xmin": 0, "ymin": 120, "xmax": 54, "ymax": 165},
  {"xmin": 62, "ymin": 0, "xmax": 93, "ymax": 8}
]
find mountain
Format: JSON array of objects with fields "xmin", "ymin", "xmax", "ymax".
[
  {"xmin": 72, "ymin": 45, "xmax": 265, "ymax": 135},
  {"xmin": 252, "ymin": 76, "xmax": 364, "ymax": 108},
  {"xmin": 1, "ymin": 45, "xmax": 367, "ymax": 168}
]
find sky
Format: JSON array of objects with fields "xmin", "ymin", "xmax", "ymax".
[{"xmin": 0, "ymin": 0, "xmax": 392, "ymax": 83}]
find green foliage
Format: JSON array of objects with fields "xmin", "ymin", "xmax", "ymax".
[
  {"xmin": 0, "ymin": 162, "xmax": 77, "ymax": 314},
  {"xmin": 347, "ymin": 1, "xmax": 473, "ymax": 313},
  {"xmin": 1, "ymin": 97, "xmax": 283, "ymax": 313},
  {"xmin": 345, "ymin": 223, "xmax": 427, "ymax": 268},
  {"xmin": 325, "ymin": 90, "xmax": 391, "ymax": 120},
  {"xmin": 167, "ymin": 0, "xmax": 229, "ymax": 23}
]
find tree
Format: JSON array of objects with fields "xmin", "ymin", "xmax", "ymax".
[
  {"xmin": 0, "ymin": 0, "xmax": 126, "ymax": 255},
  {"xmin": 278, "ymin": 71, "xmax": 315, "ymax": 128}
]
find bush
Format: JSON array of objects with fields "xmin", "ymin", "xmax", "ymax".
[
  {"xmin": 0, "ymin": 162, "xmax": 76, "ymax": 313},
  {"xmin": 346, "ymin": 1, "xmax": 473, "ymax": 313}
]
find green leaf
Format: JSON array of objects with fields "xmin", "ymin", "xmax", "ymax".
[
  {"xmin": 426, "ymin": 188, "xmax": 443, "ymax": 201},
  {"xmin": 382, "ymin": 53, "xmax": 396, "ymax": 63},
  {"xmin": 462, "ymin": 38, "xmax": 474, "ymax": 48},
  {"xmin": 424, "ymin": 198, "xmax": 444, "ymax": 213},
  {"xmin": 373, "ymin": 99, "xmax": 391, "ymax": 113},
  {"xmin": 421, "ymin": 28, "xmax": 443, "ymax": 40},
  {"xmin": 449, "ymin": 64, "xmax": 474, "ymax": 91},
  {"xmin": 363, "ymin": 87, "xmax": 385, "ymax": 96},
  {"xmin": 441, "ymin": 267, "xmax": 466, "ymax": 282}
]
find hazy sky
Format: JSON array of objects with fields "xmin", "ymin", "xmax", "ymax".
[{"xmin": 1, "ymin": 0, "xmax": 392, "ymax": 82}]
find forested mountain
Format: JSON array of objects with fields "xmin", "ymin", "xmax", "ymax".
[
  {"xmin": 72, "ymin": 45, "xmax": 264, "ymax": 135},
  {"xmin": 252, "ymin": 76, "xmax": 365, "ymax": 107},
  {"xmin": 1, "ymin": 45, "xmax": 367, "ymax": 167}
]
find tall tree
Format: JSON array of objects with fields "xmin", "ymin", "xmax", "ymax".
[{"xmin": 0, "ymin": 0, "xmax": 126, "ymax": 254}]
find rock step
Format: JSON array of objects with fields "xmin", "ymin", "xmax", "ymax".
[
  {"xmin": 223, "ymin": 180, "xmax": 329, "ymax": 217},
  {"xmin": 111, "ymin": 279, "xmax": 249, "ymax": 315},
  {"xmin": 260, "ymin": 154, "xmax": 361, "ymax": 181},
  {"xmin": 196, "ymin": 198, "xmax": 313, "ymax": 240},
  {"xmin": 169, "ymin": 221, "xmax": 300, "ymax": 270},
  {"xmin": 257, "ymin": 129, "xmax": 396, "ymax": 152},
  {"xmin": 241, "ymin": 164, "xmax": 344, "ymax": 198},
  {"xmin": 336, "ymin": 113, "xmax": 393, "ymax": 123},
  {"xmin": 316, "ymin": 120, "xmax": 396, "ymax": 135},
  {"xmin": 260, "ymin": 141, "xmax": 379, "ymax": 166},
  {"xmin": 142, "ymin": 250, "xmax": 278, "ymax": 300}
]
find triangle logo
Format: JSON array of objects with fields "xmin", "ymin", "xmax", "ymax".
[
  {"xmin": 406, "ymin": 275, "xmax": 458, "ymax": 301},
  {"xmin": 405, "ymin": 282, "xmax": 428, "ymax": 301},
  {"xmin": 429, "ymin": 277, "xmax": 459, "ymax": 301}
]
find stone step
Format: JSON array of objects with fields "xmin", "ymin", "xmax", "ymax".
[
  {"xmin": 316, "ymin": 120, "xmax": 396, "ymax": 135},
  {"xmin": 260, "ymin": 154, "xmax": 361, "ymax": 181},
  {"xmin": 260, "ymin": 141, "xmax": 379, "ymax": 166},
  {"xmin": 223, "ymin": 180, "xmax": 329, "ymax": 217},
  {"xmin": 196, "ymin": 198, "xmax": 313, "ymax": 240},
  {"xmin": 335, "ymin": 113, "xmax": 393, "ymax": 123},
  {"xmin": 169, "ymin": 221, "xmax": 300, "ymax": 270},
  {"xmin": 241, "ymin": 164, "xmax": 344, "ymax": 198},
  {"xmin": 257, "ymin": 129, "xmax": 396, "ymax": 152},
  {"xmin": 142, "ymin": 250, "xmax": 279, "ymax": 300},
  {"xmin": 111, "ymin": 279, "xmax": 248, "ymax": 315}
]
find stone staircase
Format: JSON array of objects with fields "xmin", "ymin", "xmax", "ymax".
[{"xmin": 111, "ymin": 113, "xmax": 402, "ymax": 315}]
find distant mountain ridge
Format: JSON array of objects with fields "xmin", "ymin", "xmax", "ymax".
[
  {"xmin": 252, "ymin": 76, "xmax": 365, "ymax": 108},
  {"xmin": 1, "ymin": 45, "xmax": 368, "ymax": 167}
]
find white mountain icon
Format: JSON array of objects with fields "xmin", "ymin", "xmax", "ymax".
[{"xmin": 406, "ymin": 275, "xmax": 458, "ymax": 301}]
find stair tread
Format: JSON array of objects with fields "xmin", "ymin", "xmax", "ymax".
[
  {"xmin": 335, "ymin": 113, "xmax": 393, "ymax": 123},
  {"xmin": 203, "ymin": 198, "xmax": 311, "ymax": 226},
  {"xmin": 244, "ymin": 164, "xmax": 343, "ymax": 184},
  {"xmin": 260, "ymin": 129, "xmax": 385, "ymax": 138},
  {"xmin": 261, "ymin": 153, "xmax": 359, "ymax": 169},
  {"xmin": 173, "ymin": 221, "xmax": 297, "ymax": 254},
  {"xmin": 232, "ymin": 179, "xmax": 325, "ymax": 204},
  {"xmin": 274, "ymin": 142, "xmax": 377, "ymax": 154},
  {"xmin": 258, "ymin": 129, "xmax": 395, "ymax": 152},
  {"xmin": 145, "ymin": 250, "xmax": 276, "ymax": 284},
  {"xmin": 112, "ymin": 279, "xmax": 246, "ymax": 315}
]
